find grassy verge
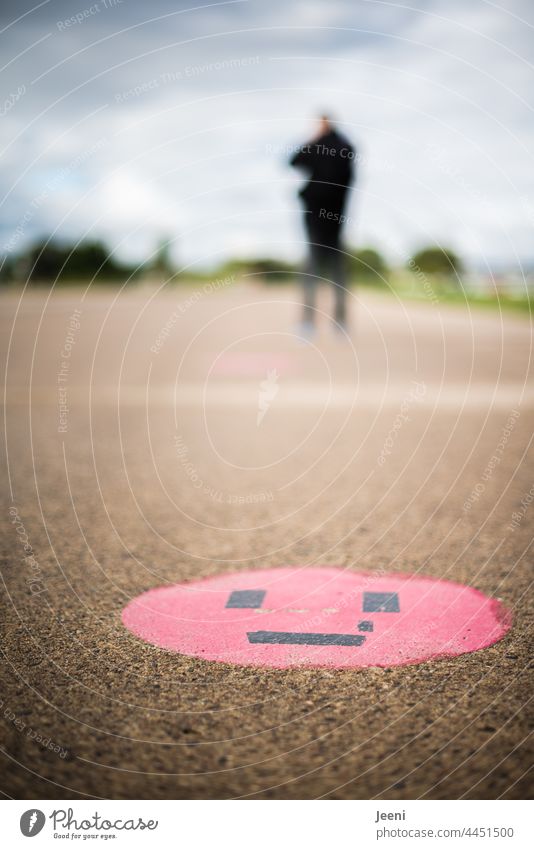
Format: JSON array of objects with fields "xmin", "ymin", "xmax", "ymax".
[{"xmin": 352, "ymin": 273, "xmax": 532, "ymax": 315}]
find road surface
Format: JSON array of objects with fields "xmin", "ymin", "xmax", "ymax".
[{"xmin": 1, "ymin": 280, "xmax": 532, "ymax": 799}]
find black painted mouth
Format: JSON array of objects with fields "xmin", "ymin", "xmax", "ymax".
[
  {"xmin": 247, "ymin": 631, "xmax": 366, "ymax": 646},
  {"xmin": 229, "ymin": 588, "xmax": 400, "ymax": 647}
]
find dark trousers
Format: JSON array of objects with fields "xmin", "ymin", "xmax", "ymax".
[{"xmin": 302, "ymin": 240, "xmax": 347, "ymax": 327}]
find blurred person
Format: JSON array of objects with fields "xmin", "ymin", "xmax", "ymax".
[{"xmin": 290, "ymin": 115, "xmax": 355, "ymax": 337}]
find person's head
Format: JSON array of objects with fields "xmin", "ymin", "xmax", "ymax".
[{"xmin": 317, "ymin": 114, "xmax": 333, "ymax": 135}]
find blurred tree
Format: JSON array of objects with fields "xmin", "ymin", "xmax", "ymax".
[
  {"xmin": 409, "ymin": 246, "xmax": 463, "ymax": 276},
  {"xmin": 152, "ymin": 237, "xmax": 175, "ymax": 277},
  {"xmin": 0, "ymin": 254, "xmax": 16, "ymax": 284},
  {"xmin": 214, "ymin": 257, "xmax": 297, "ymax": 282},
  {"xmin": 249, "ymin": 257, "xmax": 297, "ymax": 281},
  {"xmin": 20, "ymin": 239, "xmax": 137, "ymax": 282},
  {"xmin": 349, "ymin": 247, "xmax": 388, "ymax": 284}
]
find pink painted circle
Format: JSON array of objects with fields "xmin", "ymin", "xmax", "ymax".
[{"xmin": 121, "ymin": 568, "xmax": 511, "ymax": 668}]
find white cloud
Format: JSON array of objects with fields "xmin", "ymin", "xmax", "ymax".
[{"xmin": 0, "ymin": 0, "xmax": 533, "ymax": 270}]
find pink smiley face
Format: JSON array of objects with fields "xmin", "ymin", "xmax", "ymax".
[{"xmin": 122, "ymin": 568, "xmax": 511, "ymax": 668}]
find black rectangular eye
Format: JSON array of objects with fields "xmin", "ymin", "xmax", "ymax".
[
  {"xmin": 358, "ymin": 620, "xmax": 374, "ymax": 632},
  {"xmin": 226, "ymin": 590, "xmax": 266, "ymax": 609},
  {"xmin": 363, "ymin": 592, "xmax": 400, "ymax": 612}
]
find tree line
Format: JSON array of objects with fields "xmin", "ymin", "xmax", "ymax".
[{"xmin": 0, "ymin": 238, "xmax": 463, "ymax": 285}]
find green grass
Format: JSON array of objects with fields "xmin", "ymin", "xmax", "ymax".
[{"xmin": 352, "ymin": 273, "xmax": 532, "ymax": 315}]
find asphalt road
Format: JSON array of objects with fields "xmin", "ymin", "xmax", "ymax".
[{"xmin": 1, "ymin": 280, "xmax": 532, "ymax": 799}]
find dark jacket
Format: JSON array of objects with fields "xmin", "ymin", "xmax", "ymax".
[{"xmin": 290, "ymin": 129, "xmax": 355, "ymax": 246}]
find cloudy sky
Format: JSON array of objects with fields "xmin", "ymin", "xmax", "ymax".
[{"xmin": 1, "ymin": 0, "xmax": 533, "ymax": 271}]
